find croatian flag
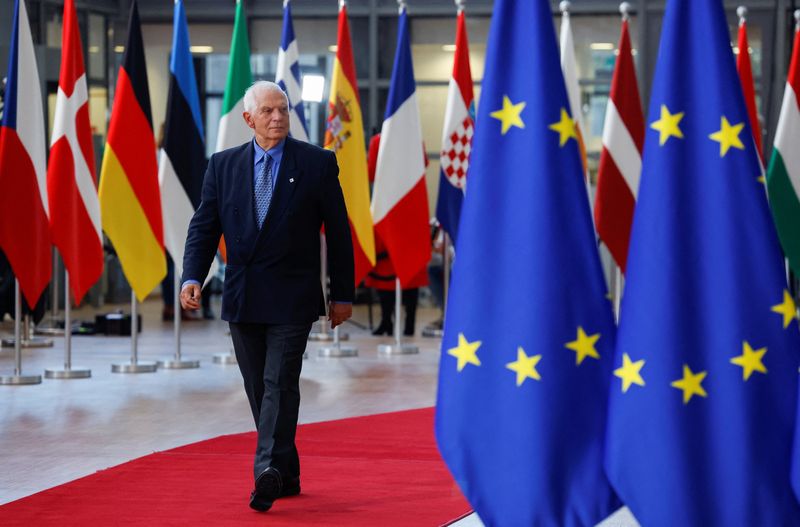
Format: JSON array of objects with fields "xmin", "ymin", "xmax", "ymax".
[
  {"xmin": 47, "ymin": 0, "xmax": 103, "ymax": 304},
  {"xmin": 371, "ymin": 4, "xmax": 431, "ymax": 286},
  {"xmin": 276, "ymin": 0, "xmax": 308, "ymax": 142},
  {"xmin": 0, "ymin": 0, "xmax": 51, "ymax": 307},
  {"xmin": 436, "ymin": 8, "xmax": 474, "ymax": 245}
]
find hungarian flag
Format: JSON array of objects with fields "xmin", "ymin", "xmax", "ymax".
[
  {"xmin": 767, "ymin": 22, "xmax": 800, "ymax": 276},
  {"xmin": 99, "ymin": 0, "xmax": 165, "ymax": 301},
  {"xmin": 737, "ymin": 12, "xmax": 763, "ymax": 163},
  {"xmin": 435, "ymin": 8, "xmax": 474, "ymax": 245},
  {"xmin": 158, "ymin": 0, "xmax": 216, "ymax": 281},
  {"xmin": 276, "ymin": 0, "xmax": 309, "ymax": 142},
  {"xmin": 47, "ymin": 0, "xmax": 103, "ymax": 304},
  {"xmin": 0, "ymin": 0, "xmax": 51, "ymax": 307},
  {"xmin": 324, "ymin": 2, "xmax": 375, "ymax": 286},
  {"xmin": 216, "ymin": 0, "xmax": 253, "ymax": 152},
  {"xmin": 371, "ymin": 5, "xmax": 431, "ymax": 286},
  {"xmin": 594, "ymin": 15, "xmax": 644, "ymax": 273}
]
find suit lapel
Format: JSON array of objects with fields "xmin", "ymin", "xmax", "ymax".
[{"xmin": 238, "ymin": 141, "xmax": 257, "ymax": 230}]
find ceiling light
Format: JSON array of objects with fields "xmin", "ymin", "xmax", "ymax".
[{"xmin": 302, "ymin": 74, "xmax": 325, "ymax": 103}]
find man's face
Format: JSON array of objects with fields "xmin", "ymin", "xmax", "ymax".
[{"xmin": 244, "ymin": 89, "xmax": 290, "ymax": 145}]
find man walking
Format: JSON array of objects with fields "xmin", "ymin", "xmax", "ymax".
[{"xmin": 181, "ymin": 81, "xmax": 354, "ymax": 512}]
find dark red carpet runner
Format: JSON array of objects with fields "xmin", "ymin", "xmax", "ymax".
[{"xmin": 0, "ymin": 407, "xmax": 470, "ymax": 526}]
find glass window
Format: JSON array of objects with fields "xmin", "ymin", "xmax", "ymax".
[
  {"xmin": 44, "ymin": 4, "xmax": 62, "ymax": 48},
  {"xmin": 87, "ymin": 13, "xmax": 106, "ymax": 82}
]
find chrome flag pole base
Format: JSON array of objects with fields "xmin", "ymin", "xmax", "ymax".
[
  {"xmin": 44, "ymin": 368, "xmax": 91, "ymax": 379},
  {"xmin": 378, "ymin": 343, "xmax": 419, "ymax": 355},
  {"xmin": 0, "ymin": 374, "xmax": 42, "ymax": 385},
  {"xmin": 2, "ymin": 337, "xmax": 53, "ymax": 349},
  {"xmin": 111, "ymin": 361, "xmax": 158, "ymax": 373},
  {"xmin": 158, "ymin": 358, "xmax": 200, "ymax": 369},
  {"xmin": 318, "ymin": 345, "xmax": 358, "ymax": 357}
]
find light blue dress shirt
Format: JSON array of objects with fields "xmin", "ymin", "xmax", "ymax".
[{"xmin": 253, "ymin": 137, "xmax": 284, "ymax": 191}]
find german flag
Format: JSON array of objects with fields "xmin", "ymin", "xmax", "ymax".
[
  {"xmin": 324, "ymin": 2, "xmax": 375, "ymax": 286},
  {"xmin": 99, "ymin": 0, "xmax": 165, "ymax": 301}
]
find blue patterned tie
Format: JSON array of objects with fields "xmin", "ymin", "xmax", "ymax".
[{"xmin": 254, "ymin": 153, "xmax": 274, "ymax": 229}]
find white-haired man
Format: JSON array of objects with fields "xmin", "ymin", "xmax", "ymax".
[{"xmin": 181, "ymin": 81, "xmax": 354, "ymax": 512}]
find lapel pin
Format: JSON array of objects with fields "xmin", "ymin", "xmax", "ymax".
[{"xmin": 289, "ymin": 178, "xmax": 295, "ymax": 183}]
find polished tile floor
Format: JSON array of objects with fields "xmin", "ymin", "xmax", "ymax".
[
  {"xmin": 0, "ymin": 298, "xmax": 637, "ymax": 526},
  {"xmin": 0, "ymin": 299, "xmax": 443, "ymax": 503}
]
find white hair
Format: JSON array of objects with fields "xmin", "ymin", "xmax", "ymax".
[{"xmin": 243, "ymin": 81, "xmax": 289, "ymax": 114}]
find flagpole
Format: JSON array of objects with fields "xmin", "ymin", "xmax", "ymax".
[
  {"xmin": 159, "ymin": 267, "xmax": 199, "ymax": 369},
  {"xmin": 44, "ymin": 272, "xmax": 91, "ymax": 379},
  {"xmin": 0, "ymin": 280, "xmax": 42, "ymax": 385},
  {"xmin": 378, "ymin": 278, "xmax": 418, "ymax": 354},
  {"xmin": 423, "ymin": 231, "xmax": 449, "ymax": 338},
  {"xmin": 309, "ymin": 233, "xmax": 349, "ymax": 341},
  {"xmin": 36, "ymin": 249, "xmax": 65, "ymax": 336},
  {"xmin": 614, "ymin": 266, "xmax": 622, "ymax": 322},
  {"xmin": 443, "ymin": 232, "xmax": 451, "ymax": 313},
  {"xmin": 319, "ymin": 323, "xmax": 358, "ymax": 357},
  {"xmin": 112, "ymin": 290, "xmax": 157, "ymax": 373}
]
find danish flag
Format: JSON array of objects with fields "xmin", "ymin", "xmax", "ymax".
[{"xmin": 47, "ymin": 0, "xmax": 103, "ymax": 303}]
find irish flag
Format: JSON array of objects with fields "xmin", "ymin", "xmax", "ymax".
[
  {"xmin": 767, "ymin": 21, "xmax": 800, "ymax": 276},
  {"xmin": 99, "ymin": 0, "xmax": 165, "ymax": 301},
  {"xmin": 216, "ymin": 0, "xmax": 253, "ymax": 152},
  {"xmin": 325, "ymin": 2, "xmax": 375, "ymax": 285}
]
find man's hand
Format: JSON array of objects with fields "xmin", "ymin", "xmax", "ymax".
[
  {"xmin": 180, "ymin": 283, "xmax": 202, "ymax": 311},
  {"xmin": 328, "ymin": 302, "xmax": 352, "ymax": 329}
]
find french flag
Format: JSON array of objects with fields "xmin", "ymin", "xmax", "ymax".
[
  {"xmin": 371, "ymin": 4, "xmax": 431, "ymax": 286},
  {"xmin": 0, "ymin": 0, "xmax": 51, "ymax": 307},
  {"xmin": 436, "ymin": 8, "xmax": 474, "ymax": 245}
]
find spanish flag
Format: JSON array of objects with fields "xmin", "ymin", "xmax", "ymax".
[
  {"xmin": 98, "ymin": 0, "xmax": 165, "ymax": 301},
  {"xmin": 324, "ymin": 2, "xmax": 375, "ymax": 286}
]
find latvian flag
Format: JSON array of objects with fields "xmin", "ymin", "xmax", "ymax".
[
  {"xmin": 594, "ymin": 15, "xmax": 644, "ymax": 273},
  {"xmin": 371, "ymin": 4, "xmax": 431, "ymax": 286},
  {"xmin": 276, "ymin": 0, "xmax": 309, "ymax": 142},
  {"xmin": 47, "ymin": 0, "xmax": 103, "ymax": 303},
  {"xmin": 0, "ymin": 0, "xmax": 51, "ymax": 307},
  {"xmin": 436, "ymin": 7, "xmax": 474, "ymax": 245},
  {"xmin": 99, "ymin": 0, "xmax": 166, "ymax": 301},
  {"xmin": 767, "ymin": 19, "xmax": 800, "ymax": 276}
]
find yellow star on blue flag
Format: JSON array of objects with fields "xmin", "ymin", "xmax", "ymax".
[
  {"xmin": 435, "ymin": 1, "xmax": 619, "ymax": 524},
  {"xmin": 606, "ymin": 0, "xmax": 800, "ymax": 524}
]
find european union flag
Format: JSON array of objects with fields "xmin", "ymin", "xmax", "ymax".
[
  {"xmin": 605, "ymin": 0, "xmax": 800, "ymax": 525},
  {"xmin": 434, "ymin": 0, "xmax": 619, "ymax": 524}
]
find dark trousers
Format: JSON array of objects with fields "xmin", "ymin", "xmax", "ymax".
[
  {"xmin": 377, "ymin": 288, "xmax": 419, "ymax": 333},
  {"xmin": 229, "ymin": 321, "xmax": 313, "ymax": 481}
]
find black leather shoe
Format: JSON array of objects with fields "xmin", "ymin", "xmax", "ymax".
[
  {"xmin": 372, "ymin": 322, "xmax": 392, "ymax": 336},
  {"xmin": 280, "ymin": 476, "xmax": 301, "ymax": 498},
  {"xmin": 249, "ymin": 467, "xmax": 282, "ymax": 512}
]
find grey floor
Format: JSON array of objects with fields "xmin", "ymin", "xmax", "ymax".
[{"xmin": 0, "ymin": 297, "xmax": 638, "ymax": 526}]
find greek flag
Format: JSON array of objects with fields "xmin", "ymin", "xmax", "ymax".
[{"xmin": 276, "ymin": 0, "xmax": 308, "ymax": 142}]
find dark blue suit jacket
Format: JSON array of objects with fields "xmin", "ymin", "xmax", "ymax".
[{"xmin": 182, "ymin": 137, "xmax": 354, "ymax": 324}]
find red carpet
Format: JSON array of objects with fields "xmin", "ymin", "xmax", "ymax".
[{"xmin": 0, "ymin": 407, "xmax": 470, "ymax": 526}]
